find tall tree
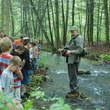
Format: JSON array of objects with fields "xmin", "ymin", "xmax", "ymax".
[
  {"xmin": 2, "ymin": 0, "xmax": 10, "ymax": 34},
  {"xmin": 72, "ymin": 0, "xmax": 75, "ymax": 25},
  {"xmin": 64, "ymin": 0, "xmax": 69, "ymax": 45},
  {"xmin": 103, "ymin": 0, "xmax": 109, "ymax": 43},
  {"xmin": 61, "ymin": 0, "xmax": 69, "ymax": 46},
  {"xmin": 86, "ymin": 0, "xmax": 94, "ymax": 45},
  {"xmin": 9, "ymin": 0, "xmax": 14, "ymax": 36},
  {"xmin": 84, "ymin": 1, "xmax": 88, "ymax": 41},
  {"xmin": 47, "ymin": 0, "xmax": 55, "ymax": 50},
  {"xmin": 96, "ymin": 0, "xmax": 101, "ymax": 44},
  {"xmin": 50, "ymin": 0, "xmax": 56, "ymax": 40},
  {"xmin": 55, "ymin": 0, "xmax": 60, "ymax": 49},
  {"xmin": 61, "ymin": 0, "xmax": 66, "ymax": 45}
]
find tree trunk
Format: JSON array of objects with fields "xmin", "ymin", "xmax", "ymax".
[
  {"xmin": 2, "ymin": 0, "xmax": 10, "ymax": 35},
  {"xmin": 61, "ymin": 0, "xmax": 65, "ymax": 45},
  {"xmin": 84, "ymin": 2, "xmax": 88, "ymax": 42},
  {"xmin": 98, "ymin": 7, "xmax": 103, "ymax": 42},
  {"xmin": 87, "ymin": 0, "xmax": 94, "ymax": 45},
  {"xmin": 72, "ymin": 0, "xmax": 75, "ymax": 25},
  {"xmin": 9, "ymin": 0, "xmax": 14, "ymax": 36},
  {"xmin": 61, "ymin": 0, "xmax": 69, "ymax": 46},
  {"xmin": 50, "ymin": 0, "xmax": 56, "ymax": 42},
  {"xmin": 47, "ymin": 0, "xmax": 55, "ymax": 49},
  {"xmin": 64, "ymin": 0, "xmax": 69, "ymax": 45},
  {"xmin": 55, "ymin": 0, "xmax": 60, "ymax": 49},
  {"xmin": 96, "ymin": 0, "xmax": 101, "ymax": 44},
  {"xmin": 103, "ymin": 0, "xmax": 109, "ymax": 43}
]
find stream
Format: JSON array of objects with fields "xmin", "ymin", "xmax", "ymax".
[{"xmin": 40, "ymin": 52, "xmax": 110, "ymax": 110}]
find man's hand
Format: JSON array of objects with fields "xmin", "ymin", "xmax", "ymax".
[{"xmin": 66, "ymin": 50, "xmax": 72, "ymax": 56}]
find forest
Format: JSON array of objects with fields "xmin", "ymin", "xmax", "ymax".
[
  {"xmin": 0, "ymin": 0, "xmax": 110, "ymax": 49},
  {"xmin": 0, "ymin": 0, "xmax": 110, "ymax": 110}
]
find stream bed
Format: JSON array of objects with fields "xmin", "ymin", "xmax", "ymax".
[{"xmin": 40, "ymin": 52, "xmax": 110, "ymax": 110}]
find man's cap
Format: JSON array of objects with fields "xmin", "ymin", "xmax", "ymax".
[
  {"xmin": 23, "ymin": 37, "xmax": 30, "ymax": 44},
  {"xmin": 23, "ymin": 37, "xmax": 30, "ymax": 40},
  {"xmin": 69, "ymin": 26, "xmax": 79, "ymax": 32}
]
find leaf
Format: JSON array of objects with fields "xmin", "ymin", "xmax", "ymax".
[
  {"xmin": 49, "ymin": 98, "xmax": 72, "ymax": 110},
  {"xmin": 24, "ymin": 100, "xmax": 33, "ymax": 110},
  {"xmin": 57, "ymin": 98, "xmax": 65, "ymax": 105}
]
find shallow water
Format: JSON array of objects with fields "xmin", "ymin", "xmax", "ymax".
[{"xmin": 40, "ymin": 52, "xmax": 110, "ymax": 110}]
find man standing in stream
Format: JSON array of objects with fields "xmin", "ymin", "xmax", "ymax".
[{"xmin": 59, "ymin": 26, "xmax": 84, "ymax": 98}]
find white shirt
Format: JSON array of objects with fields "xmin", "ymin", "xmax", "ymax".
[{"xmin": 1, "ymin": 69, "xmax": 14, "ymax": 98}]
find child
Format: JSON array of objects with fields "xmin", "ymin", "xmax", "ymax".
[
  {"xmin": 1, "ymin": 56, "xmax": 22, "ymax": 97},
  {"xmin": 1, "ymin": 56, "xmax": 24, "ymax": 110},
  {"xmin": 0, "ymin": 37, "xmax": 23, "ymax": 80},
  {"xmin": 0, "ymin": 37, "xmax": 13, "ymax": 76},
  {"xmin": 31, "ymin": 41, "xmax": 39, "ymax": 72},
  {"xmin": 0, "ymin": 37, "xmax": 23, "ymax": 100}
]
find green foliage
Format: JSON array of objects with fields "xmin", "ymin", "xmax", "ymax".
[
  {"xmin": 30, "ymin": 89, "xmax": 45, "ymax": 100},
  {"xmin": 0, "ymin": 92, "xmax": 13, "ymax": 110},
  {"xmin": 34, "ymin": 75, "xmax": 43, "ymax": 83},
  {"xmin": 24, "ymin": 100, "xmax": 33, "ymax": 110},
  {"xmin": 49, "ymin": 98, "xmax": 72, "ymax": 110},
  {"xmin": 30, "ymin": 75, "xmax": 44, "ymax": 88},
  {"xmin": 100, "ymin": 54, "xmax": 110, "ymax": 62}
]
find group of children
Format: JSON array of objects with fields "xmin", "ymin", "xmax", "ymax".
[{"xmin": 0, "ymin": 35, "xmax": 40, "ymax": 110}]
